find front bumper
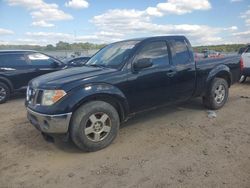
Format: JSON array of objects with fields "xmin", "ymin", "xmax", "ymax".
[{"xmin": 27, "ymin": 108, "xmax": 72, "ymax": 134}]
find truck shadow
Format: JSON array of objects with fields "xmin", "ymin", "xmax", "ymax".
[{"xmin": 122, "ymin": 98, "xmax": 204, "ymax": 128}]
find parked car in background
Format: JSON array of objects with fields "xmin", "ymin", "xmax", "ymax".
[
  {"xmin": 202, "ymin": 49, "xmax": 223, "ymax": 58},
  {"xmin": 0, "ymin": 50, "xmax": 66, "ymax": 104},
  {"xmin": 26, "ymin": 36, "xmax": 241, "ymax": 151},
  {"xmin": 66, "ymin": 56, "xmax": 91, "ymax": 67},
  {"xmin": 239, "ymin": 45, "xmax": 250, "ymax": 83}
]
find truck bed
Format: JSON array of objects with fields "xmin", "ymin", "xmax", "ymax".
[{"xmin": 194, "ymin": 55, "xmax": 241, "ymax": 97}]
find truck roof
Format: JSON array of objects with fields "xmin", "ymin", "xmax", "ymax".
[{"xmin": 117, "ymin": 35, "xmax": 187, "ymax": 43}]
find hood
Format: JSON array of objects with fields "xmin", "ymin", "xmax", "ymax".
[{"xmin": 30, "ymin": 66, "xmax": 117, "ymax": 90}]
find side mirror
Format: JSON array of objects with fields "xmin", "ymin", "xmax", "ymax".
[{"xmin": 134, "ymin": 58, "xmax": 153, "ymax": 71}]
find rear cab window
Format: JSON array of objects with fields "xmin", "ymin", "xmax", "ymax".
[
  {"xmin": 169, "ymin": 39, "xmax": 191, "ymax": 65},
  {"xmin": 134, "ymin": 41, "xmax": 170, "ymax": 68}
]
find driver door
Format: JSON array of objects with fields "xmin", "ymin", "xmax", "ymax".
[{"xmin": 125, "ymin": 40, "xmax": 173, "ymax": 112}]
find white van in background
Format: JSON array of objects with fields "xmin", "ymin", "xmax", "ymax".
[{"xmin": 240, "ymin": 45, "xmax": 250, "ymax": 83}]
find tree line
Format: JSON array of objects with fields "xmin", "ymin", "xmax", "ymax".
[
  {"xmin": 0, "ymin": 41, "xmax": 106, "ymax": 51},
  {"xmin": 193, "ymin": 44, "xmax": 246, "ymax": 53},
  {"xmin": 0, "ymin": 41, "xmax": 247, "ymax": 53}
]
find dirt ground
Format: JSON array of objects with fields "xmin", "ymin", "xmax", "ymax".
[{"xmin": 0, "ymin": 82, "xmax": 250, "ymax": 188}]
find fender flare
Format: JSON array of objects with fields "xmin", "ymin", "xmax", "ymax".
[
  {"xmin": 69, "ymin": 83, "xmax": 130, "ymax": 121},
  {"xmin": 206, "ymin": 65, "xmax": 232, "ymax": 88}
]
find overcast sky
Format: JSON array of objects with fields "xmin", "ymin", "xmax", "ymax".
[{"xmin": 0, "ymin": 0, "xmax": 249, "ymax": 46}]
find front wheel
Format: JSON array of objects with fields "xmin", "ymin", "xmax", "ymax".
[
  {"xmin": 203, "ymin": 78, "xmax": 229, "ymax": 110},
  {"xmin": 70, "ymin": 101, "xmax": 120, "ymax": 152}
]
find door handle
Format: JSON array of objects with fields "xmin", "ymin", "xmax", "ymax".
[{"xmin": 166, "ymin": 70, "xmax": 176, "ymax": 77}]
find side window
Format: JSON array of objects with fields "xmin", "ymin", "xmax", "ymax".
[
  {"xmin": 246, "ymin": 47, "xmax": 250, "ymax": 53},
  {"xmin": 27, "ymin": 53, "xmax": 54, "ymax": 67},
  {"xmin": 0, "ymin": 54, "xmax": 27, "ymax": 67},
  {"xmin": 170, "ymin": 39, "xmax": 191, "ymax": 65},
  {"xmin": 135, "ymin": 41, "xmax": 169, "ymax": 67}
]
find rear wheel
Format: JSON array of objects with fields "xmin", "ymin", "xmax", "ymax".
[
  {"xmin": 0, "ymin": 82, "xmax": 10, "ymax": 104},
  {"xmin": 239, "ymin": 75, "xmax": 247, "ymax": 83},
  {"xmin": 203, "ymin": 78, "xmax": 229, "ymax": 110},
  {"xmin": 70, "ymin": 101, "xmax": 120, "ymax": 151}
]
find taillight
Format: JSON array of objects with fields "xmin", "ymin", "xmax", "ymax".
[{"xmin": 240, "ymin": 57, "xmax": 244, "ymax": 72}]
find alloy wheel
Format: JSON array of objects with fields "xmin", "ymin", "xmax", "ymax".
[
  {"xmin": 214, "ymin": 84, "xmax": 226, "ymax": 104},
  {"xmin": 84, "ymin": 112, "xmax": 112, "ymax": 142},
  {"xmin": 0, "ymin": 86, "xmax": 7, "ymax": 102}
]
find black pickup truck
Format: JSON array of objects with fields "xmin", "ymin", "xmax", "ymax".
[{"xmin": 26, "ymin": 36, "xmax": 241, "ymax": 151}]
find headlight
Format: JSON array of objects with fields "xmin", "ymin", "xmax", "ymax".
[{"xmin": 41, "ymin": 90, "xmax": 66, "ymax": 106}]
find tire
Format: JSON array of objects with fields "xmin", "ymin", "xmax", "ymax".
[
  {"xmin": 239, "ymin": 75, "xmax": 247, "ymax": 83},
  {"xmin": 70, "ymin": 101, "xmax": 120, "ymax": 152},
  {"xmin": 0, "ymin": 82, "xmax": 10, "ymax": 104},
  {"xmin": 203, "ymin": 78, "xmax": 229, "ymax": 110}
]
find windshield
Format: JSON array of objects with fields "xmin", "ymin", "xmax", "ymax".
[{"xmin": 86, "ymin": 40, "xmax": 139, "ymax": 69}]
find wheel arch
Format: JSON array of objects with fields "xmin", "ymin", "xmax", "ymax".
[
  {"xmin": 206, "ymin": 65, "xmax": 232, "ymax": 88},
  {"xmin": 215, "ymin": 71, "xmax": 231, "ymax": 87},
  {"xmin": 0, "ymin": 76, "xmax": 14, "ymax": 92},
  {"xmin": 70, "ymin": 84, "xmax": 130, "ymax": 122}
]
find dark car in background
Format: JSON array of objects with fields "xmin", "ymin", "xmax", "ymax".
[
  {"xmin": 0, "ymin": 50, "xmax": 66, "ymax": 103},
  {"xmin": 66, "ymin": 56, "xmax": 91, "ymax": 67}
]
